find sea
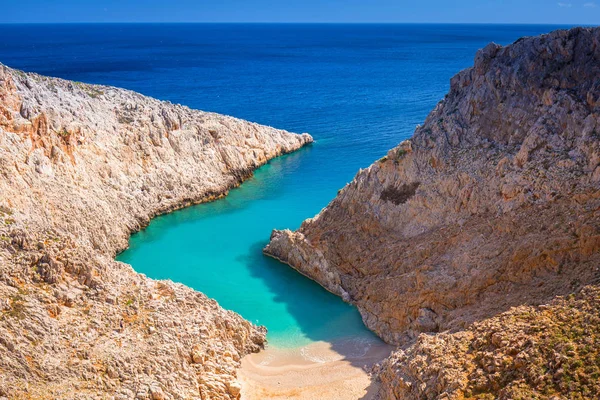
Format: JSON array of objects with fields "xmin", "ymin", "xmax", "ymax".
[{"xmin": 0, "ymin": 23, "xmax": 570, "ymax": 348}]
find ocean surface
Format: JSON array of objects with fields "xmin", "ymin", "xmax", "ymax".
[{"xmin": 0, "ymin": 23, "xmax": 570, "ymax": 348}]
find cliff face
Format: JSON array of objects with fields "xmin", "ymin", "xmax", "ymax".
[
  {"xmin": 264, "ymin": 27, "xmax": 600, "ymax": 397},
  {"xmin": 0, "ymin": 64, "xmax": 312, "ymax": 399}
]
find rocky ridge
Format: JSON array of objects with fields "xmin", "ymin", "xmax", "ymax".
[
  {"xmin": 0, "ymin": 64, "xmax": 312, "ymax": 399},
  {"xmin": 264, "ymin": 27, "xmax": 600, "ymax": 398}
]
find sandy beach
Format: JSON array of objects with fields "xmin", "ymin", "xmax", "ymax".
[{"xmin": 239, "ymin": 338, "xmax": 393, "ymax": 399}]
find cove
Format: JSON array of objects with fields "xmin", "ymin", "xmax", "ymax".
[
  {"xmin": 98, "ymin": 23, "xmax": 568, "ymax": 352},
  {"xmin": 116, "ymin": 144, "xmax": 381, "ymax": 349}
]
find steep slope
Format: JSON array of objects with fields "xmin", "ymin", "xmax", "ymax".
[
  {"xmin": 375, "ymin": 286, "xmax": 600, "ymax": 399},
  {"xmin": 0, "ymin": 64, "xmax": 312, "ymax": 399},
  {"xmin": 264, "ymin": 26, "xmax": 600, "ymax": 397}
]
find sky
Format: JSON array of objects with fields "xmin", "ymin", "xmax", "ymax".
[{"xmin": 1, "ymin": 0, "xmax": 599, "ymax": 24}]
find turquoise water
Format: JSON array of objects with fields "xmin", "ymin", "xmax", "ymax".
[
  {"xmin": 0, "ymin": 23, "xmax": 569, "ymax": 348},
  {"xmin": 117, "ymin": 147, "xmax": 380, "ymax": 347}
]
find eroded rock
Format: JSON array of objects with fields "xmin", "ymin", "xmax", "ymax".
[{"xmin": 0, "ymin": 63, "xmax": 312, "ymax": 398}]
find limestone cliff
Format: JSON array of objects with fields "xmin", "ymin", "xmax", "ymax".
[
  {"xmin": 0, "ymin": 64, "xmax": 312, "ymax": 399},
  {"xmin": 264, "ymin": 27, "xmax": 600, "ymax": 398}
]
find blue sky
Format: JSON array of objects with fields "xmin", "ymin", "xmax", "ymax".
[{"xmin": 1, "ymin": 0, "xmax": 599, "ymax": 24}]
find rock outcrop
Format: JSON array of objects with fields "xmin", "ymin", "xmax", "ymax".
[
  {"xmin": 264, "ymin": 27, "xmax": 600, "ymax": 398},
  {"xmin": 375, "ymin": 286, "xmax": 600, "ymax": 399},
  {"xmin": 0, "ymin": 64, "xmax": 312, "ymax": 399}
]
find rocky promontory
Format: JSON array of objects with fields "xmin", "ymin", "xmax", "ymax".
[
  {"xmin": 265, "ymin": 27, "xmax": 600, "ymax": 398},
  {"xmin": 0, "ymin": 64, "xmax": 312, "ymax": 399}
]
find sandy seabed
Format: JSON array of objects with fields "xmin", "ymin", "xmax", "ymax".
[{"xmin": 239, "ymin": 338, "xmax": 393, "ymax": 400}]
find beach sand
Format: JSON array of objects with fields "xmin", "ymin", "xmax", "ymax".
[{"xmin": 239, "ymin": 338, "xmax": 393, "ymax": 399}]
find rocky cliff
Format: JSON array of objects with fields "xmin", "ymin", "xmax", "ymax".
[
  {"xmin": 0, "ymin": 64, "xmax": 312, "ymax": 399},
  {"xmin": 264, "ymin": 27, "xmax": 600, "ymax": 398}
]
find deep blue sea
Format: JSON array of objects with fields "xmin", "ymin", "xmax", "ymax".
[{"xmin": 0, "ymin": 23, "xmax": 569, "ymax": 348}]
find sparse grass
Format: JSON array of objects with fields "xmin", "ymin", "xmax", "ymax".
[
  {"xmin": 72, "ymin": 81, "xmax": 104, "ymax": 98},
  {"xmin": 117, "ymin": 113, "xmax": 135, "ymax": 124},
  {"xmin": 3, "ymin": 289, "xmax": 28, "ymax": 320},
  {"xmin": 0, "ymin": 205, "xmax": 13, "ymax": 216},
  {"xmin": 465, "ymin": 287, "xmax": 600, "ymax": 399},
  {"xmin": 84, "ymin": 86, "xmax": 104, "ymax": 98},
  {"xmin": 57, "ymin": 129, "xmax": 70, "ymax": 139},
  {"xmin": 378, "ymin": 147, "xmax": 407, "ymax": 165}
]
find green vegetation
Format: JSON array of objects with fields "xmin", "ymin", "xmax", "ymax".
[
  {"xmin": 2, "ymin": 288, "xmax": 29, "ymax": 320},
  {"xmin": 84, "ymin": 86, "xmax": 105, "ymax": 98},
  {"xmin": 0, "ymin": 205, "xmax": 13, "ymax": 216},
  {"xmin": 73, "ymin": 81, "xmax": 104, "ymax": 98},
  {"xmin": 465, "ymin": 287, "xmax": 600, "ymax": 399},
  {"xmin": 117, "ymin": 112, "xmax": 135, "ymax": 124},
  {"xmin": 378, "ymin": 146, "xmax": 408, "ymax": 164},
  {"xmin": 57, "ymin": 129, "xmax": 70, "ymax": 138},
  {"xmin": 396, "ymin": 148, "xmax": 407, "ymax": 159}
]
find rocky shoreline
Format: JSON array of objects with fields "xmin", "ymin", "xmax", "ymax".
[
  {"xmin": 265, "ymin": 26, "xmax": 600, "ymax": 398},
  {"xmin": 0, "ymin": 63, "xmax": 312, "ymax": 399},
  {"xmin": 2, "ymin": 25, "xmax": 600, "ymax": 400}
]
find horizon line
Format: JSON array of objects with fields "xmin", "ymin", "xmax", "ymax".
[{"xmin": 0, "ymin": 21, "xmax": 590, "ymax": 26}]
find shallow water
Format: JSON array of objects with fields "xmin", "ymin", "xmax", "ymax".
[
  {"xmin": 0, "ymin": 23, "xmax": 570, "ymax": 348},
  {"xmin": 117, "ymin": 147, "xmax": 381, "ymax": 347}
]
